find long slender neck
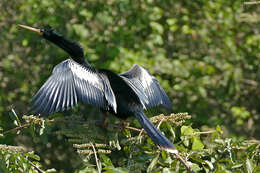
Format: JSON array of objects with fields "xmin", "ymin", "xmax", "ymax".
[{"xmin": 42, "ymin": 28, "xmax": 90, "ymax": 66}]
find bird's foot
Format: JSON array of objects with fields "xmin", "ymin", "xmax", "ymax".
[
  {"xmin": 115, "ymin": 120, "xmax": 127, "ymax": 129},
  {"xmin": 95, "ymin": 119, "xmax": 109, "ymax": 129}
]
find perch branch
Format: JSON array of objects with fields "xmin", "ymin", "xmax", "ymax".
[
  {"xmin": 110, "ymin": 123, "xmax": 143, "ymax": 132},
  {"xmin": 174, "ymin": 153, "xmax": 194, "ymax": 173}
]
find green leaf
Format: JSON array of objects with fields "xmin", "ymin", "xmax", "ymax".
[
  {"xmin": 150, "ymin": 22, "xmax": 164, "ymax": 34},
  {"xmin": 231, "ymin": 106, "xmax": 251, "ymax": 120},
  {"xmin": 122, "ymin": 129, "xmax": 131, "ymax": 138},
  {"xmin": 147, "ymin": 153, "xmax": 159, "ymax": 172},
  {"xmin": 166, "ymin": 18, "xmax": 177, "ymax": 25},
  {"xmin": 39, "ymin": 119, "xmax": 45, "ymax": 135},
  {"xmin": 45, "ymin": 168, "xmax": 57, "ymax": 173},
  {"xmin": 231, "ymin": 164, "xmax": 243, "ymax": 169},
  {"xmin": 204, "ymin": 160, "xmax": 214, "ymax": 170},
  {"xmin": 191, "ymin": 163, "xmax": 202, "ymax": 172},
  {"xmin": 181, "ymin": 126, "xmax": 194, "ymax": 135},
  {"xmin": 103, "ymin": 166, "xmax": 129, "ymax": 173},
  {"xmin": 216, "ymin": 125, "xmax": 223, "ymax": 134},
  {"xmin": 192, "ymin": 136, "xmax": 204, "ymax": 150},
  {"xmin": 73, "ymin": 24, "xmax": 89, "ymax": 38},
  {"xmin": 161, "ymin": 150, "xmax": 167, "ymax": 160},
  {"xmin": 181, "ymin": 136, "xmax": 190, "ymax": 147},
  {"xmin": 100, "ymin": 154, "xmax": 114, "ymax": 167},
  {"xmin": 14, "ymin": 120, "xmax": 18, "ymax": 126},
  {"xmin": 149, "ymin": 7, "xmax": 163, "ymax": 20},
  {"xmin": 246, "ymin": 159, "xmax": 253, "ymax": 173},
  {"xmin": 11, "ymin": 109, "xmax": 21, "ymax": 126},
  {"xmin": 22, "ymin": 39, "xmax": 28, "ymax": 46},
  {"xmin": 24, "ymin": 152, "xmax": 40, "ymax": 161}
]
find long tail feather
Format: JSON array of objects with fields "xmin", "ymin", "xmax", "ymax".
[{"xmin": 135, "ymin": 111, "xmax": 178, "ymax": 154}]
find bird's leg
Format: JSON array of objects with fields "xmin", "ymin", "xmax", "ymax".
[
  {"xmin": 114, "ymin": 119, "xmax": 127, "ymax": 130},
  {"xmin": 95, "ymin": 110, "xmax": 109, "ymax": 129},
  {"xmin": 120, "ymin": 120, "xmax": 127, "ymax": 128}
]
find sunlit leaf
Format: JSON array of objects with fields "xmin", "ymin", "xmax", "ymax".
[
  {"xmin": 192, "ymin": 137, "xmax": 204, "ymax": 150},
  {"xmin": 246, "ymin": 159, "xmax": 253, "ymax": 173},
  {"xmin": 181, "ymin": 126, "xmax": 194, "ymax": 135},
  {"xmin": 147, "ymin": 153, "xmax": 159, "ymax": 173},
  {"xmin": 103, "ymin": 166, "xmax": 129, "ymax": 173}
]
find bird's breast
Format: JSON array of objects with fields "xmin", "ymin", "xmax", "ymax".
[{"xmin": 99, "ymin": 69, "xmax": 142, "ymax": 119}]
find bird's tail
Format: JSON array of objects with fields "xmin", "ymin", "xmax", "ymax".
[{"xmin": 135, "ymin": 111, "xmax": 178, "ymax": 154}]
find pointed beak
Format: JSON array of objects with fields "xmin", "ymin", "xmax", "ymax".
[{"xmin": 18, "ymin": 24, "xmax": 42, "ymax": 35}]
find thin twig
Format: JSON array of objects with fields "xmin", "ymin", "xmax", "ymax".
[
  {"xmin": 137, "ymin": 129, "xmax": 144, "ymax": 142},
  {"xmin": 90, "ymin": 142, "xmax": 101, "ymax": 173},
  {"xmin": 138, "ymin": 129, "xmax": 144, "ymax": 137},
  {"xmin": 124, "ymin": 126, "xmax": 143, "ymax": 132},
  {"xmin": 243, "ymin": 79, "xmax": 258, "ymax": 86},
  {"xmin": 28, "ymin": 160, "xmax": 45, "ymax": 173},
  {"xmin": 244, "ymin": 1, "xmax": 260, "ymax": 5},
  {"xmin": 244, "ymin": 140, "xmax": 260, "ymax": 144},
  {"xmin": 192, "ymin": 130, "xmax": 216, "ymax": 135},
  {"xmin": 111, "ymin": 124, "xmax": 142, "ymax": 132},
  {"xmin": 156, "ymin": 117, "xmax": 165, "ymax": 129},
  {"xmin": 3, "ymin": 123, "xmax": 30, "ymax": 134},
  {"xmin": 174, "ymin": 153, "xmax": 194, "ymax": 173}
]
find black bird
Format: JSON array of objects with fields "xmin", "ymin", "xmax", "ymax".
[{"xmin": 19, "ymin": 24, "xmax": 178, "ymax": 154}]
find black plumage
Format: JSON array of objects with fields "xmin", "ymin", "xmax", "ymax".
[{"xmin": 19, "ymin": 25, "xmax": 178, "ymax": 153}]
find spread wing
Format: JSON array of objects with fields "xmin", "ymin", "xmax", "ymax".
[
  {"xmin": 120, "ymin": 64, "xmax": 172, "ymax": 109},
  {"xmin": 30, "ymin": 59, "xmax": 116, "ymax": 116}
]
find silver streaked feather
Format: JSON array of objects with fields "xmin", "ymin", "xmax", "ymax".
[
  {"xmin": 30, "ymin": 59, "xmax": 117, "ymax": 116},
  {"xmin": 120, "ymin": 64, "xmax": 172, "ymax": 109}
]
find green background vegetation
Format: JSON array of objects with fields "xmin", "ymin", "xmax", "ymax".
[{"xmin": 0, "ymin": 0, "xmax": 259, "ymax": 172}]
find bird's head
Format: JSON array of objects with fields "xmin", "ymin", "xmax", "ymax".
[
  {"xmin": 18, "ymin": 24, "xmax": 64, "ymax": 41},
  {"xmin": 19, "ymin": 24, "xmax": 86, "ymax": 65},
  {"xmin": 19, "ymin": 24, "xmax": 43, "ymax": 35}
]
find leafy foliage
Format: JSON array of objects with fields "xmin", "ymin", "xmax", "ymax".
[
  {"xmin": 1, "ymin": 112, "xmax": 260, "ymax": 172},
  {"xmin": 0, "ymin": 0, "xmax": 259, "ymax": 172},
  {"xmin": 0, "ymin": 144, "xmax": 56, "ymax": 173}
]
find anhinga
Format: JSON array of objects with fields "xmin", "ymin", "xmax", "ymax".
[{"xmin": 19, "ymin": 24, "xmax": 178, "ymax": 154}]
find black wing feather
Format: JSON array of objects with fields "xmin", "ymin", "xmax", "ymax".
[{"xmin": 120, "ymin": 64, "xmax": 172, "ymax": 109}]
